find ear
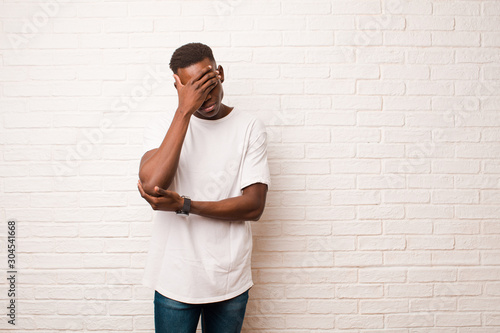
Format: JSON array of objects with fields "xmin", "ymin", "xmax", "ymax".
[{"xmin": 217, "ymin": 65, "xmax": 225, "ymax": 83}]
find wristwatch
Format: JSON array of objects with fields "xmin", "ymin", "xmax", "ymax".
[{"xmin": 176, "ymin": 195, "xmax": 191, "ymax": 216}]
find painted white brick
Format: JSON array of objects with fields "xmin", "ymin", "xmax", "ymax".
[
  {"xmin": 4, "ymin": 112, "xmax": 52, "ymax": 128},
  {"xmin": 53, "ymin": 19, "xmax": 101, "ymax": 33},
  {"xmin": 407, "ymin": 16, "xmax": 455, "ymax": 31},
  {"xmin": 334, "ymin": 95, "xmax": 381, "ymax": 109},
  {"xmin": 253, "ymin": 48, "xmax": 305, "ymax": 64},
  {"xmin": 208, "ymin": 21, "xmax": 257, "ymax": 38},
  {"xmin": 360, "ymin": 299, "xmax": 408, "ymax": 313},
  {"xmin": 281, "ymin": 160, "xmax": 326, "ymax": 175},
  {"xmin": 481, "ymin": 32, "xmax": 500, "ymax": 47},
  {"xmin": 307, "ymin": 47, "xmax": 355, "ymax": 63},
  {"xmin": 332, "ymin": 64, "xmax": 380, "ymax": 79},
  {"xmin": 406, "ymin": 81, "xmax": 454, "ymax": 96},
  {"xmin": 384, "ymin": 252, "xmax": 432, "ymax": 265},
  {"xmin": 386, "ymin": 314, "xmax": 433, "ymax": 328},
  {"xmin": 282, "ymin": 127, "xmax": 330, "ymax": 143},
  {"xmin": 335, "ymin": 252, "xmax": 383, "ymax": 267},
  {"xmin": 357, "ymin": 47, "xmax": 404, "ymax": 64},
  {"xmin": 357, "ymin": 15, "xmax": 405, "ymax": 31},
  {"xmin": 307, "ymin": 175, "xmax": 356, "ymax": 190},
  {"xmin": 434, "ymin": 2, "xmax": 481, "ymax": 16},
  {"xmin": 282, "ymin": 95, "xmax": 331, "ymax": 109},
  {"xmin": 381, "ymin": 64, "xmax": 430, "ymax": 79},
  {"xmin": 78, "ymin": 3, "xmax": 129, "ymax": 18},
  {"xmin": 1, "ymin": 2, "xmax": 500, "ymax": 331},
  {"xmin": 231, "ymin": 32, "xmax": 282, "ymax": 47},
  {"xmin": 385, "ymin": 31, "xmax": 432, "ymax": 46},
  {"xmin": 306, "ymin": 206, "xmax": 355, "ymax": 220},
  {"xmin": 331, "ymin": 1, "xmax": 381, "ymax": 14},
  {"xmin": 284, "ymin": 31, "xmax": 334, "ymax": 46},
  {"xmin": 337, "ymin": 30, "xmax": 383, "ymax": 46},
  {"xmin": 432, "ymin": 31, "xmax": 481, "ymax": 47},
  {"xmin": 357, "ymin": 80, "xmax": 405, "ymax": 95},
  {"xmin": 255, "ymin": 17, "xmax": 302, "ymax": 33}
]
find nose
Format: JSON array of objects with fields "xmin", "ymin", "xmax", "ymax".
[{"xmin": 205, "ymin": 94, "xmax": 211, "ymax": 101}]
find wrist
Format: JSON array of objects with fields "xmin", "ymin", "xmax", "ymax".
[
  {"xmin": 177, "ymin": 195, "xmax": 184, "ymax": 211},
  {"xmin": 176, "ymin": 106, "xmax": 195, "ymax": 118},
  {"xmin": 176, "ymin": 195, "xmax": 191, "ymax": 216}
]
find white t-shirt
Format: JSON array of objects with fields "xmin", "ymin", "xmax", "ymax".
[{"xmin": 141, "ymin": 108, "xmax": 271, "ymax": 304}]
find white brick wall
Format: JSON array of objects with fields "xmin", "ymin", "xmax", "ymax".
[{"xmin": 1, "ymin": 0, "xmax": 499, "ymax": 331}]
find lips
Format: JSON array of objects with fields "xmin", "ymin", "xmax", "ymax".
[{"xmin": 199, "ymin": 103, "xmax": 216, "ymax": 112}]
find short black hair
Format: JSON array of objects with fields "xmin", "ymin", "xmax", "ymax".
[{"xmin": 169, "ymin": 42, "xmax": 215, "ymax": 74}]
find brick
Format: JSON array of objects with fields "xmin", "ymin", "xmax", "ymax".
[
  {"xmin": 282, "ymin": 222, "xmax": 331, "ymax": 236},
  {"xmin": 360, "ymin": 299, "xmax": 408, "ymax": 313},
  {"xmin": 282, "ymin": 65, "xmax": 330, "ymax": 79},
  {"xmin": 306, "ymin": 143, "xmax": 355, "ymax": 158},
  {"xmin": 332, "ymin": 190, "xmax": 380, "ymax": 205},
  {"xmin": 286, "ymin": 316, "xmax": 333, "ymax": 329},
  {"xmin": 306, "ymin": 47, "xmax": 355, "ymax": 63},
  {"xmin": 335, "ymin": 252, "xmax": 383, "ymax": 267},
  {"xmin": 407, "ymin": 236, "xmax": 455, "ymax": 250},
  {"xmin": 129, "ymin": 33, "xmax": 181, "ymax": 48},
  {"xmin": 331, "ymin": 1, "xmax": 381, "ymax": 14},
  {"xmin": 306, "ymin": 79, "xmax": 355, "ymax": 94},
  {"xmin": 358, "ymin": 143, "xmax": 405, "ymax": 158},
  {"xmin": 433, "ymin": 2, "xmax": 481, "ymax": 15},
  {"xmin": 53, "ymin": 19, "xmax": 101, "ymax": 33},
  {"xmin": 4, "ymin": 112, "xmax": 52, "ymax": 128},
  {"xmin": 357, "ymin": 80, "xmax": 405, "ymax": 95},
  {"xmin": 306, "ymin": 111, "xmax": 355, "ymax": 126},
  {"xmin": 281, "ymin": 161, "xmax": 330, "ymax": 175},
  {"xmin": 358, "ymin": 236, "xmax": 406, "ymax": 250},
  {"xmin": 483, "ymin": 32, "xmax": 500, "ymax": 47},
  {"xmin": 385, "ymin": 31, "xmax": 431, "ymax": 46},
  {"xmin": 307, "ymin": 236, "xmax": 355, "ymax": 251},
  {"xmin": 384, "ymin": 252, "xmax": 432, "ymax": 265},
  {"xmin": 282, "ymin": 127, "xmax": 330, "ymax": 143},
  {"xmin": 432, "ymin": 31, "xmax": 481, "ymax": 47},
  {"xmin": 332, "ymin": 64, "xmax": 380, "ymax": 79},
  {"xmin": 307, "ymin": 175, "xmax": 355, "ymax": 190},
  {"xmin": 381, "ymin": 64, "xmax": 430, "ymax": 79},
  {"xmin": 156, "ymin": 17, "xmax": 204, "ymax": 32},
  {"xmin": 407, "ymin": 16, "xmax": 455, "ymax": 30},
  {"xmin": 386, "ymin": 314, "xmax": 433, "ymax": 328},
  {"xmin": 337, "ymin": 30, "xmax": 382, "ymax": 46},
  {"xmin": 78, "ymin": 3, "xmax": 129, "ymax": 18},
  {"xmin": 253, "ymin": 48, "xmax": 304, "ymax": 64},
  {"xmin": 357, "ymin": 15, "xmax": 405, "ymax": 31},
  {"xmin": 232, "ymin": 32, "xmax": 281, "ymax": 46},
  {"xmin": 283, "ymin": 31, "xmax": 334, "ymax": 46}
]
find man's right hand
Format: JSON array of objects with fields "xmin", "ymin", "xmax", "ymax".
[{"xmin": 173, "ymin": 65, "xmax": 220, "ymax": 115}]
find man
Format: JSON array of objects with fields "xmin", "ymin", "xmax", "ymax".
[{"xmin": 137, "ymin": 42, "xmax": 270, "ymax": 333}]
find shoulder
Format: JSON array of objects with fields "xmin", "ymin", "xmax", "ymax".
[{"xmin": 232, "ymin": 110, "xmax": 266, "ymax": 132}]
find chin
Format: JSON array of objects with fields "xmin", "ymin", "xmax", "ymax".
[{"xmin": 197, "ymin": 104, "xmax": 221, "ymax": 119}]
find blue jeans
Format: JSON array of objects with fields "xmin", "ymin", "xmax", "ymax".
[{"xmin": 154, "ymin": 289, "xmax": 249, "ymax": 333}]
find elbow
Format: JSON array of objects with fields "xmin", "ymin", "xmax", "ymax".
[
  {"xmin": 139, "ymin": 172, "xmax": 170, "ymax": 196},
  {"xmin": 138, "ymin": 174, "xmax": 157, "ymax": 196},
  {"xmin": 248, "ymin": 205, "xmax": 265, "ymax": 221},
  {"xmin": 141, "ymin": 182, "xmax": 157, "ymax": 197}
]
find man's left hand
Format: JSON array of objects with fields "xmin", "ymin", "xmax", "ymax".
[{"xmin": 137, "ymin": 180, "xmax": 183, "ymax": 211}]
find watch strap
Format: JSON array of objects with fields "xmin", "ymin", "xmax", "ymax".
[{"xmin": 176, "ymin": 195, "xmax": 191, "ymax": 216}]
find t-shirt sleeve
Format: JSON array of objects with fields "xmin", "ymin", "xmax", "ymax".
[
  {"xmin": 240, "ymin": 118, "xmax": 271, "ymax": 191},
  {"xmin": 142, "ymin": 113, "xmax": 172, "ymax": 157}
]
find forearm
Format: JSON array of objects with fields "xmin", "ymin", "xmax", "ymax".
[
  {"xmin": 139, "ymin": 109, "xmax": 191, "ymax": 194},
  {"xmin": 190, "ymin": 195, "xmax": 265, "ymax": 222}
]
